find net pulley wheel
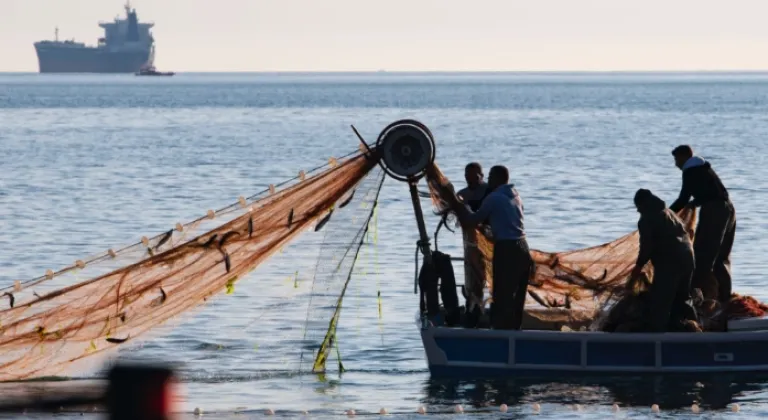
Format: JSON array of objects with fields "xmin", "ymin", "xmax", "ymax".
[{"xmin": 375, "ymin": 119, "xmax": 436, "ymax": 182}]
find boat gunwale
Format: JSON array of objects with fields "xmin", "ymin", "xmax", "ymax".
[{"xmin": 423, "ymin": 324, "xmax": 768, "ymax": 342}]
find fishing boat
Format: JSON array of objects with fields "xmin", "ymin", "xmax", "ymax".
[
  {"xmin": 419, "ymin": 317, "xmax": 768, "ymax": 377},
  {"xmin": 371, "ymin": 119, "xmax": 768, "ymax": 377}
]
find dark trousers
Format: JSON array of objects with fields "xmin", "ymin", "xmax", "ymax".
[
  {"xmin": 647, "ymin": 246, "xmax": 696, "ymax": 332},
  {"xmin": 491, "ymin": 238, "xmax": 534, "ymax": 330},
  {"xmin": 692, "ymin": 200, "xmax": 736, "ymax": 302}
]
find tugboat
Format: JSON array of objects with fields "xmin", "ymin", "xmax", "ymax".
[
  {"xmin": 135, "ymin": 46, "xmax": 173, "ymax": 76},
  {"xmin": 135, "ymin": 65, "xmax": 174, "ymax": 76}
]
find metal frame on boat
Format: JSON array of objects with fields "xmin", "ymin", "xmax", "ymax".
[{"xmin": 373, "ymin": 119, "xmax": 768, "ymax": 377}]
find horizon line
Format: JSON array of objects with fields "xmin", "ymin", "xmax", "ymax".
[{"xmin": 4, "ymin": 69, "xmax": 768, "ymax": 75}]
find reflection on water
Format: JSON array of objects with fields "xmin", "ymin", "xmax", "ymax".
[{"xmin": 422, "ymin": 373, "xmax": 768, "ymax": 412}]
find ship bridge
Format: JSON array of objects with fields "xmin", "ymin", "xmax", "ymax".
[{"xmin": 98, "ymin": 3, "xmax": 154, "ymax": 48}]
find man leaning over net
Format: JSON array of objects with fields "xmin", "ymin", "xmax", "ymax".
[{"xmin": 437, "ymin": 165, "xmax": 534, "ymax": 330}]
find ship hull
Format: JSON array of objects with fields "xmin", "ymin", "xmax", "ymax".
[{"xmin": 34, "ymin": 44, "xmax": 151, "ymax": 74}]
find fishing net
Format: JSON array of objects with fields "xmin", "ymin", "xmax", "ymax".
[
  {"xmin": 424, "ymin": 162, "xmax": 768, "ymax": 329},
  {"xmin": 1, "ymin": 120, "xmax": 762, "ymax": 382},
  {"xmin": 423, "ymin": 163, "xmax": 700, "ymax": 320},
  {"xmin": 300, "ymin": 164, "xmax": 385, "ymax": 373},
  {"xmin": 0, "ymin": 148, "xmax": 382, "ymax": 381}
]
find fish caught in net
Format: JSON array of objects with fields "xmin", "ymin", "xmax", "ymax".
[{"xmin": 0, "ymin": 148, "xmax": 382, "ymax": 381}]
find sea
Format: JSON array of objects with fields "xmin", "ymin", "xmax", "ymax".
[{"xmin": 1, "ymin": 72, "xmax": 768, "ymax": 419}]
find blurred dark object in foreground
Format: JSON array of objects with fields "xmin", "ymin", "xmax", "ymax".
[{"xmin": 0, "ymin": 362, "xmax": 175, "ymax": 420}]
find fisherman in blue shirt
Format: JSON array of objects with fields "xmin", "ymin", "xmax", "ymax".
[{"xmin": 440, "ymin": 165, "xmax": 534, "ymax": 330}]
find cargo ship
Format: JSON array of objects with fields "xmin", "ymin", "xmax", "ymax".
[{"xmin": 33, "ymin": 2, "xmax": 155, "ymax": 73}]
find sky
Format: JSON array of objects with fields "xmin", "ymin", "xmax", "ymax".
[{"xmin": 2, "ymin": 0, "xmax": 768, "ymax": 72}]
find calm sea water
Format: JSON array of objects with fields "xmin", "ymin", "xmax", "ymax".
[{"xmin": 1, "ymin": 72, "xmax": 768, "ymax": 419}]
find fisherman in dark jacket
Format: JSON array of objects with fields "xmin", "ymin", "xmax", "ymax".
[
  {"xmin": 669, "ymin": 145, "xmax": 736, "ymax": 302},
  {"xmin": 630, "ymin": 189, "xmax": 697, "ymax": 332}
]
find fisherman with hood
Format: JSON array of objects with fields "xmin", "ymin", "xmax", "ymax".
[
  {"xmin": 456, "ymin": 162, "xmax": 490, "ymax": 325},
  {"xmin": 669, "ymin": 145, "xmax": 736, "ymax": 302},
  {"xmin": 629, "ymin": 188, "xmax": 698, "ymax": 332},
  {"xmin": 437, "ymin": 165, "xmax": 533, "ymax": 330}
]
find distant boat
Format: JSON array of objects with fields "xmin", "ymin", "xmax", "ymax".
[
  {"xmin": 135, "ymin": 66, "xmax": 174, "ymax": 76},
  {"xmin": 34, "ymin": 2, "xmax": 156, "ymax": 74}
]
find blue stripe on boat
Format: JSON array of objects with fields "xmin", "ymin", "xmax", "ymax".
[
  {"xmin": 434, "ymin": 337, "xmax": 508, "ymax": 363},
  {"xmin": 662, "ymin": 341, "xmax": 768, "ymax": 367},
  {"xmin": 516, "ymin": 339, "xmax": 581, "ymax": 365},
  {"xmin": 587, "ymin": 341, "xmax": 656, "ymax": 367}
]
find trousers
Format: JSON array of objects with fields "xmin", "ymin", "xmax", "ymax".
[
  {"xmin": 646, "ymin": 245, "xmax": 696, "ymax": 332},
  {"xmin": 692, "ymin": 200, "xmax": 736, "ymax": 302},
  {"xmin": 491, "ymin": 238, "xmax": 534, "ymax": 330}
]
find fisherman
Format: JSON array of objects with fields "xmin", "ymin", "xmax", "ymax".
[
  {"xmin": 456, "ymin": 162, "xmax": 490, "ymax": 327},
  {"xmin": 629, "ymin": 189, "xmax": 698, "ymax": 332},
  {"xmin": 457, "ymin": 162, "xmax": 489, "ymax": 211},
  {"xmin": 668, "ymin": 145, "xmax": 736, "ymax": 303},
  {"xmin": 434, "ymin": 165, "xmax": 533, "ymax": 330}
]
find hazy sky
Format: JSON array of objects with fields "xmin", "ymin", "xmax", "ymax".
[{"xmin": 3, "ymin": 0, "xmax": 768, "ymax": 72}]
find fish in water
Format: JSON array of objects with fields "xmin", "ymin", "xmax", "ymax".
[
  {"xmin": 218, "ymin": 231, "xmax": 240, "ymax": 248},
  {"xmin": 199, "ymin": 234, "xmax": 218, "ymax": 249},
  {"xmin": 339, "ymin": 190, "xmax": 356, "ymax": 208},
  {"xmin": 154, "ymin": 229, "xmax": 174, "ymax": 250},
  {"xmin": 3, "ymin": 292, "xmax": 14, "ymax": 308},
  {"xmin": 315, "ymin": 210, "xmax": 333, "ymax": 232},
  {"xmin": 223, "ymin": 253, "xmax": 231, "ymax": 273}
]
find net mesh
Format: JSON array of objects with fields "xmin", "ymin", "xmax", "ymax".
[
  {"xmin": 300, "ymin": 164, "xmax": 385, "ymax": 373},
  {"xmin": 0, "ymin": 150, "xmax": 379, "ymax": 381}
]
